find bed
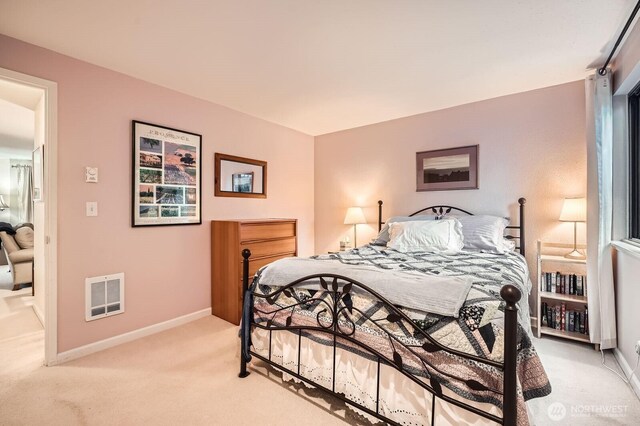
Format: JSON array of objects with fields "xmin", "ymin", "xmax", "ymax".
[{"xmin": 238, "ymin": 198, "xmax": 551, "ymax": 426}]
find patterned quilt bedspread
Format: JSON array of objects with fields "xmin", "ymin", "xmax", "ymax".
[{"xmin": 247, "ymin": 245, "xmax": 551, "ymax": 420}]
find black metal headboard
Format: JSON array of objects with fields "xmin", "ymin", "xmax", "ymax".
[{"xmin": 377, "ymin": 198, "xmax": 527, "ymax": 256}]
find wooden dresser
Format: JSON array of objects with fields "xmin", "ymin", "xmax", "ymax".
[{"xmin": 211, "ymin": 219, "xmax": 297, "ymax": 325}]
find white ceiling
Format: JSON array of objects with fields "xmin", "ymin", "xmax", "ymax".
[{"xmin": 0, "ymin": 1, "xmax": 635, "ymax": 135}]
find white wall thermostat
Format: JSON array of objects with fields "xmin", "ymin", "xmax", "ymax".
[{"xmin": 86, "ymin": 167, "xmax": 98, "ymax": 183}]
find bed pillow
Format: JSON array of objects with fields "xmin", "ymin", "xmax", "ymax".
[
  {"xmin": 387, "ymin": 219, "xmax": 464, "ymax": 253},
  {"xmin": 372, "ymin": 215, "xmax": 436, "ymax": 245},
  {"xmin": 455, "ymin": 215, "xmax": 510, "ymax": 253},
  {"xmin": 14, "ymin": 226, "xmax": 34, "ymax": 249}
]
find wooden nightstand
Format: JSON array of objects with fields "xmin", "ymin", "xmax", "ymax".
[{"xmin": 536, "ymin": 240, "xmax": 598, "ymax": 350}]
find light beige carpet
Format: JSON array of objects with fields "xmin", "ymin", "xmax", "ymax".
[
  {"xmin": 0, "ymin": 315, "xmax": 370, "ymax": 426},
  {"xmin": 527, "ymin": 336, "xmax": 640, "ymax": 425},
  {"xmin": 0, "ymin": 264, "xmax": 43, "ymax": 377},
  {"xmin": 1, "ymin": 306, "xmax": 639, "ymax": 425}
]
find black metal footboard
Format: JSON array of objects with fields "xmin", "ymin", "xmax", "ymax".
[{"xmin": 239, "ymin": 249, "xmax": 521, "ymax": 426}]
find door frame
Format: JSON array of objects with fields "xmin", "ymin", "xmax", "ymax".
[{"xmin": 0, "ymin": 66, "xmax": 58, "ymax": 365}]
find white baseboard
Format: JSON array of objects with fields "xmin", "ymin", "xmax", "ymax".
[
  {"xmin": 32, "ymin": 303, "xmax": 45, "ymax": 327},
  {"xmin": 52, "ymin": 308, "xmax": 212, "ymax": 365},
  {"xmin": 613, "ymin": 348, "xmax": 640, "ymax": 400}
]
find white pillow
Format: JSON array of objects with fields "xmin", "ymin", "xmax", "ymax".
[
  {"xmin": 372, "ymin": 215, "xmax": 436, "ymax": 245},
  {"xmin": 387, "ymin": 219, "xmax": 464, "ymax": 253},
  {"xmin": 456, "ymin": 215, "xmax": 509, "ymax": 253}
]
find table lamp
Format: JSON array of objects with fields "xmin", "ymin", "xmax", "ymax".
[
  {"xmin": 344, "ymin": 207, "xmax": 366, "ymax": 248},
  {"xmin": 559, "ymin": 197, "xmax": 586, "ymax": 260}
]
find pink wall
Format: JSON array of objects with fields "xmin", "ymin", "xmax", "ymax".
[
  {"xmin": 315, "ymin": 81, "xmax": 587, "ymax": 312},
  {"xmin": 0, "ymin": 34, "xmax": 314, "ymax": 352}
]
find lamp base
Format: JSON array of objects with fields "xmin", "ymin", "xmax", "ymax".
[{"xmin": 564, "ymin": 249, "xmax": 586, "ymax": 260}]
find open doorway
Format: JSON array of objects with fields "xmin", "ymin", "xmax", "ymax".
[{"xmin": 0, "ymin": 67, "xmax": 57, "ymax": 367}]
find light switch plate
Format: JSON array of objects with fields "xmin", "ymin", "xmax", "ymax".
[
  {"xmin": 86, "ymin": 167, "xmax": 98, "ymax": 183},
  {"xmin": 86, "ymin": 202, "xmax": 98, "ymax": 217}
]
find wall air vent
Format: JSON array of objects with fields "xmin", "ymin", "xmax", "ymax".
[{"xmin": 85, "ymin": 273, "xmax": 125, "ymax": 321}]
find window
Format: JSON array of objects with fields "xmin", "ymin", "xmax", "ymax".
[{"xmin": 629, "ymin": 83, "xmax": 640, "ymax": 240}]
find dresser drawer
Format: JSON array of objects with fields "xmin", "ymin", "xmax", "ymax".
[
  {"xmin": 240, "ymin": 221, "xmax": 296, "ymax": 242},
  {"xmin": 241, "ymin": 237, "xmax": 296, "ymax": 259}
]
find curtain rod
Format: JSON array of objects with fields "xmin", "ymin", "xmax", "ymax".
[
  {"xmin": 599, "ymin": 0, "xmax": 640, "ymax": 75},
  {"xmin": 11, "ymin": 164, "xmax": 31, "ymax": 168}
]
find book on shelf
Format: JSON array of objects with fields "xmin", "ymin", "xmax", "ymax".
[
  {"xmin": 569, "ymin": 275, "xmax": 574, "ymax": 295},
  {"xmin": 577, "ymin": 275, "xmax": 584, "ymax": 296},
  {"xmin": 541, "ymin": 272, "xmax": 587, "ymax": 296},
  {"xmin": 540, "ymin": 302, "xmax": 589, "ymax": 335},
  {"xmin": 585, "ymin": 306, "xmax": 589, "ymax": 334},
  {"xmin": 568, "ymin": 311, "xmax": 575, "ymax": 332}
]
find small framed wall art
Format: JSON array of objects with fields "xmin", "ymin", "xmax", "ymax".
[
  {"xmin": 416, "ymin": 145, "xmax": 478, "ymax": 191},
  {"xmin": 232, "ymin": 172, "xmax": 254, "ymax": 193},
  {"xmin": 132, "ymin": 121, "xmax": 202, "ymax": 227},
  {"xmin": 32, "ymin": 145, "xmax": 44, "ymax": 202}
]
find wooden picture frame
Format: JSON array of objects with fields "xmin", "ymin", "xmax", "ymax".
[
  {"xmin": 132, "ymin": 120, "xmax": 202, "ymax": 227},
  {"xmin": 32, "ymin": 145, "xmax": 43, "ymax": 202},
  {"xmin": 416, "ymin": 145, "xmax": 478, "ymax": 191},
  {"xmin": 214, "ymin": 153, "xmax": 267, "ymax": 198},
  {"xmin": 232, "ymin": 172, "xmax": 254, "ymax": 193}
]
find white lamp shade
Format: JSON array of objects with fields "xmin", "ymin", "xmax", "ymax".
[
  {"xmin": 559, "ymin": 197, "xmax": 586, "ymax": 222},
  {"xmin": 344, "ymin": 207, "xmax": 366, "ymax": 225}
]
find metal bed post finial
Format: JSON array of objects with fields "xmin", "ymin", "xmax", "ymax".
[
  {"xmin": 501, "ymin": 284, "xmax": 521, "ymax": 426},
  {"xmin": 518, "ymin": 198, "xmax": 526, "ymax": 256},
  {"xmin": 378, "ymin": 200, "xmax": 383, "ymax": 232},
  {"xmin": 239, "ymin": 248, "xmax": 252, "ymax": 378}
]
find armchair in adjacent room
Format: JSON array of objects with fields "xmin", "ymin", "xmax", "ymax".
[{"xmin": 0, "ymin": 224, "xmax": 34, "ymax": 291}]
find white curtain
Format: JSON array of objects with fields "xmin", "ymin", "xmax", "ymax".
[
  {"xmin": 586, "ymin": 71, "xmax": 616, "ymax": 350},
  {"xmin": 16, "ymin": 165, "xmax": 33, "ymax": 224}
]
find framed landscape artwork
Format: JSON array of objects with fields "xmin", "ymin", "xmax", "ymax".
[
  {"xmin": 132, "ymin": 121, "xmax": 202, "ymax": 226},
  {"xmin": 416, "ymin": 145, "xmax": 478, "ymax": 191}
]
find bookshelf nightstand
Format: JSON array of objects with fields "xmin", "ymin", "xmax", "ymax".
[{"xmin": 536, "ymin": 240, "xmax": 599, "ymax": 350}]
